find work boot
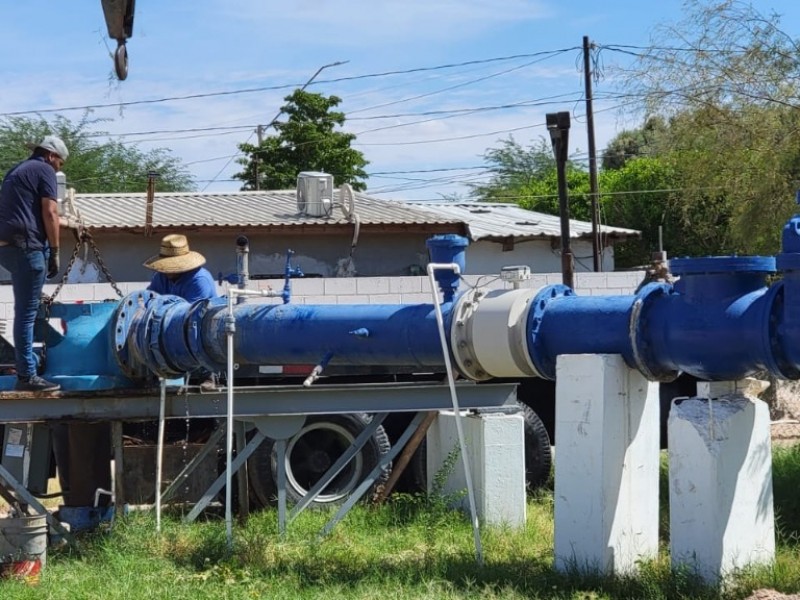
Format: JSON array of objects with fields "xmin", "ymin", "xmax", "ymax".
[{"xmin": 15, "ymin": 375, "xmax": 61, "ymax": 392}]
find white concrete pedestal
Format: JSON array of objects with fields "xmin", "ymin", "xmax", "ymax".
[
  {"xmin": 668, "ymin": 381, "xmax": 775, "ymax": 583},
  {"xmin": 554, "ymin": 354, "xmax": 660, "ymax": 574},
  {"xmin": 427, "ymin": 410, "xmax": 526, "ymax": 528}
]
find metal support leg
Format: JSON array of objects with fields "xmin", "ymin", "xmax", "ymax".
[
  {"xmin": 112, "ymin": 421, "xmax": 124, "ymax": 516},
  {"xmin": 234, "ymin": 420, "xmax": 249, "ymax": 523},
  {"xmin": 160, "ymin": 427, "xmax": 225, "ymax": 504},
  {"xmin": 320, "ymin": 411, "xmax": 427, "ymax": 537},
  {"xmin": 276, "ymin": 439, "xmax": 287, "ymax": 535},
  {"xmin": 0, "ymin": 463, "xmax": 76, "ymax": 548},
  {"xmin": 288, "ymin": 412, "xmax": 388, "ymax": 522},
  {"xmin": 183, "ymin": 430, "xmax": 266, "ymax": 523}
]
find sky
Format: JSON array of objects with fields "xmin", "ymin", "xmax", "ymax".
[{"xmin": 1, "ymin": 1, "xmax": 799, "ymax": 201}]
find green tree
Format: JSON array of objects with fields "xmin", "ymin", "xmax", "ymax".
[
  {"xmin": 615, "ymin": 0, "xmax": 800, "ymax": 256},
  {"xmin": 601, "ymin": 117, "xmax": 667, "ymax": 170},
  {"xmin": 599, "ymin": 157, "xmax": 683, "ymax": 267},
  {"xmin": 235, "ymin": 89, "xmax": 369, "ymax": 191},
  {"xmin": 470, "ymin": 137, "xmax": 593, "ymax": 221},
  {"xmin": 0, "ymin": 114, "xmax": 194, "ymax": 193}
]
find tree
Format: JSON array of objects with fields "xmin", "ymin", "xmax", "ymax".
[
  {"xmin": 0, "ymin": 114, "xmax": 194, "ymax": 193},
  {"xmin": 601, "ymin": 117, "xmax": 667, "ymax": 170},
  {"xmin": 614, "ymin": 0, "xmax": 800, "ymax": 255},
  {"xmin": 234, "ymin": 90, "xmax": 369, "ymax": 191},
  {"xmin": 599, "ymin": 157, "xmax": 684, "ymax": 267},
  {"xmin": 470, "ymin": 137, "xmax": 593, "ymax": 221}
]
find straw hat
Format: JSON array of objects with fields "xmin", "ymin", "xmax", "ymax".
[{"xmin": 143, "ymin": 234, "xmax": 206, "ymax": 274}]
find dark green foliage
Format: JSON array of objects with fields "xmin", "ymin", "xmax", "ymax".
[
  {"xmin": 0, "ymin": 114, "xmax": 194, "ymax": 193},
  {"xmin": 470, "ymin": 136, "xmax": 594, "ymax": 221},
  {"xmin": 234, "ymin": 89, "xmax": 369, "ymax": 191}
]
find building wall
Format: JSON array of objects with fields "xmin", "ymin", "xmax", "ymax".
[
  {"xmin": 0, "ymin": 230, "xmax": 617, "ymax": 284},
  {"xmin": 0, "ymin": 270, "xmax": 646, "ymax": 323}
]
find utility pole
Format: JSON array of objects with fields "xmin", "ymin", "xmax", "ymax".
[
  {"xmin": 583, "ymin": 35, "xmax": 602, "ymax": 272},
  {"xmin": 547, "ymin": 111, "xmax": 574, "ymax": 289},
  {"xmin": 144, "ymin": 171, "xmax": 159, "ymax": 237},
  {"xmin": 254, "ymin": 124, "xmax": 264, "ymax": 190}
]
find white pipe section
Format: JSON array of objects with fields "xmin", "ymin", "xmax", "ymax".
[
  {"xmin": 426, "ymin": 263, "xmax": 484, "ymax": 566},
  {"xmin": 156, "ymin": 377, "xmax": 166, "ymax": 532},
  {"xmin": 225, "ymin": 292, "xmax": 235, "ymax": 549}
]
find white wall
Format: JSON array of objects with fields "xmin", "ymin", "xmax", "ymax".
[
  {"xmin": 0, "ymin": 270, "xmax": 646, "ymax": 322},
  {"xmin": 0, "ymin": 231, "xmax": 618, "ymax": 284}
]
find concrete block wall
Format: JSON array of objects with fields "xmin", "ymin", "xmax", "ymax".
[{"xmin": 0, "ymin": 270, "xmax": 646, "ymax": 330}]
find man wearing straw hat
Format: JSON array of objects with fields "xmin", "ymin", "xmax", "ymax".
[
  {"xmin": 144, "ymin": 233, "xmax": 217, "ymax": 302},
  {"xmin": 0, "ymin": 135, "xmax": 69, "ymax": 392},
  {"xmin": 144, "ymin": 233, "xmax": 218, "ymax": 390}
]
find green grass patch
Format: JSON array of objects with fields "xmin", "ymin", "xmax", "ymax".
[{"xmin": 3, "ymin": 448, "xmax": 800, "ymax": 598}]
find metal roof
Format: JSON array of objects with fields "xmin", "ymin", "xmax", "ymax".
[
  {"xmin": 68, "ymin": 191, "xmax": 638, "ymax": 241},
  {"xmin": 407, "ymin": 201, "xmax": 640, "ymax": 242},
  {"xmin": 69, "ymin": 190, "xmax": 462, "ymax": 232}
]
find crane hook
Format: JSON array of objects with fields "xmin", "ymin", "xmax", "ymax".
[{"xmin": 114, "ymin": 42, "xmax": 128, "ymax": 81}]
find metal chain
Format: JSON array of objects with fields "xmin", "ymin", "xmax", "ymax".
[
  {"xmin": 39, "ymin": 232, "xmax": 84, "ymax": 374},
  {"xmin": 84, "ymin": 231, "xmax": 125, "ymax": 299},
  {"xmin": 39, "ymin": 229, "xmax": 124, "ymax": 373}
]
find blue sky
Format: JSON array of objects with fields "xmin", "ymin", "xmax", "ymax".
[{"xmin": 1, "ymin": 1, "xmax": 798, "ymax": 200}]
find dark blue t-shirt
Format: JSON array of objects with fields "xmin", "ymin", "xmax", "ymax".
[
  {"xmin": 0, "ymin": 156, "xmax": 58, "ymax": 250},
  {"xmin": 147, "ymin": 267, "xmax": 218, "ymax": 303}
]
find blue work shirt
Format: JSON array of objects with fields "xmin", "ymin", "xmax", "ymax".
[
  {"xmin": 147, "ymin": 267, "xmax": 218, "ymax": 303},
  {"xmin": 0, "ymin": 156, "xmax": 58, "ymax": 250}
]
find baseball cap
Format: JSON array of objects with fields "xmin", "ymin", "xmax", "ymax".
[{"xmin": 31, "ymin": 135, "xmax": 69, "ymax": 161}]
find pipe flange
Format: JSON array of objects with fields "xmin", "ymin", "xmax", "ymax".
[
  {"xmin": 526, "ymin": 284, "xmax": 575, "ymax": 380},
  {"xmin": 185, "ymin": 299, "xmax": 222, "ymax": 374},
  {"xmin": 760, "ymin": 282, "xmax": 800, "ymax": 379},
  {"xmin": 113, "ymin": 290, "xmax": 154, "ymax": 377},
  {"xmin": 450, "ymin": 288, "xmax": 492, "ymax": 380},
  {"xmin": 629, "ymin": 282, "xmax": 680, "ymax": 382}
]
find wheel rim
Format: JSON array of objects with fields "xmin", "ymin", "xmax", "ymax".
[{"xmin": 283, "ymin": 421, "xmax": 363, "ymax": 504}]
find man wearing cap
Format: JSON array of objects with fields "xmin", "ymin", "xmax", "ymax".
[
  {"xmin": 0, "ymin": 135, "xmax": 69, "ymax": 392},
  {"xmin": 144, "ymin": 233, "xmax": 219, "ymax": 390}
]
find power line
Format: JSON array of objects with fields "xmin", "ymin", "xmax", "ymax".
[{"xmin": 0, "ymin": 49, "xmax": 580, "ymax": 119}]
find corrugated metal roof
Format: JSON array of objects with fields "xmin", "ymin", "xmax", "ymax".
[
  {"xmin": 407, "ymin": 201, "xmax": 640, "ymax": 241},
  {"xmin": 69, "ymin": 190, "xmax": 461, "ymax": 231},
  {"xmin": 68, "ymin": 191, "xmax": 638, "ymax": 242}
]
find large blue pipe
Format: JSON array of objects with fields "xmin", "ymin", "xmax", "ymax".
[
  {"xmin": 123, "ymin": 298, "xmax": 453, "ymax": 376},
  {"xmin": 37, "ymin": 213, "xmax": 800, "ymax": 388}
]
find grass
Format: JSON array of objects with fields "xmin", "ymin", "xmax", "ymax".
[{"xmin": 3, "ymin": 446, "xmax": 800, "ymax": 598}]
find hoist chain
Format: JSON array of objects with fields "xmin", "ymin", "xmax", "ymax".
[{"xmin": 39, "ymin": 228, "xmax": 124, "ymax": 373}]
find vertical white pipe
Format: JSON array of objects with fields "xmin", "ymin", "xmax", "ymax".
[
  {"xmin": 225, "ymin": 293, "xmax": 235, "ymax": 550},
  {"xmin": 155, "ymin": 377, "xmax": 166, "ymax": 532},
  {"xmin": 426, "ymin": 263, "xmax": 483, "ymax": 566}
]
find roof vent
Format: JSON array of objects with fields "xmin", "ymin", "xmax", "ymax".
[{"xmin": 296, "ymin": 172, "xmax": 333, "ymax": 217}]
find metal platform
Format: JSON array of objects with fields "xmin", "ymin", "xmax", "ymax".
[
  {"xmin": 0, "ymin": 381, "xmax": 518, "ymax": 422},
  {"xmin": 0, "ymin": 380, "xmax": 518, "ymax": 548}
]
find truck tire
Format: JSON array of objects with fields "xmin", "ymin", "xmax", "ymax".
[
  {"xmin": 518, "ymin": 402, "xmax": 552, "ymax": 490},
  {"xmin": 247, "ymin": 413, "xmax": 391, "ymax": 509},
  {"xmin": 408, "ymin": 401, "xmax": 553, "ymax": 493}
]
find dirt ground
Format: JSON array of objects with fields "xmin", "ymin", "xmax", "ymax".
[{"xmin": 745, "ymin": 591, "xmax": 800, "ymax": 600}]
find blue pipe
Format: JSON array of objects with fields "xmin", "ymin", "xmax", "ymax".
[
  {"xmin": 40, "ymin": 211, "xmax": 800, "ymax": 388},
  {"xmin": 202, "ymin": 302, "xmax": 452, "ymax": 370}
]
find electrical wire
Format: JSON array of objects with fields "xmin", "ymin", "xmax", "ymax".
[{"xmin": 0, "ymin": 49, "xmax": 580, "ymax": 119}]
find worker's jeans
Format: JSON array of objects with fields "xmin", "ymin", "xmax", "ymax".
[{"xmin": 0, "ymin": 245, "xmax": 47, "ymax": 378}]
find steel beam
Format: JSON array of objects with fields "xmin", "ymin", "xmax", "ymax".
[{"xmin": 0, "ymin": 382, "xmax": 517, "ymax": 423}]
